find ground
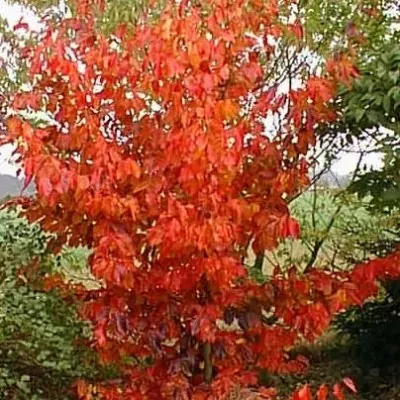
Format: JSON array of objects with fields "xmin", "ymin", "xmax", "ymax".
[{"xmin": 268, "ymin": 332, "xmax": 400, "ymax": 400}]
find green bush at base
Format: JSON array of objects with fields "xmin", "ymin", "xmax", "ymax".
[{"xmin": 0, "ymin": 208, "xmax": 103, "ymax": 399}]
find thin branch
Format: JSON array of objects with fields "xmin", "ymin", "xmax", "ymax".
[
  {"xmin": 204, "ymin": 342, "xmax": 213, "ymax": 384},
  {"xmin": 303, "ymin": 152, "xmax": 365, "ymax": 272}
]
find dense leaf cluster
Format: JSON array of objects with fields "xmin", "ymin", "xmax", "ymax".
[
  {"xmin": 332, "ymin": 46, "xmax": 400, "ymax": 210},
  {"xmin": 0, "ymin": 208, "xmax": 101, "ymax": 400}
]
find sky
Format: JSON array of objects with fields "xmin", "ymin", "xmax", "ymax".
[
  {"xmin": 0, "ymin": 0, "xmax": 40, "ymax": 29},
  {"xmin": 0, "ymin": 0, "xmax": 383, "ymax": 178}
]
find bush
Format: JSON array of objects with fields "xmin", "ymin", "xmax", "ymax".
[
  {"xmin": 334, "ymin": 279, "xmax": 400, "ymax": 369},
  {"xmin": 334, "ymin": 231, "xmax": 400, "ymax": 371},
  {"xmin": 0, "ymin": 208, "xmax": 101, "ymax": 399}
]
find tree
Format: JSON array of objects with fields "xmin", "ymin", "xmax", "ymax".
[
  {"xmin": 326, "ymin": 42, "xmax": 400, "ymax": 381},
  {"xmin": 340, "ymin": 44, "xmax": 400, "ymax": 211},
  {"xmin": 3, "ymin": 0, "xmax": 400, "ymax": 399}
]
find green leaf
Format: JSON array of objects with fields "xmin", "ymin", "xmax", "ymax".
[
  {"xmin": 367, "ymin": 110, "xmax": 380, "ymax": 124},
  {"xmin": 383, "ymin": 95, "xmax": 391, "ymax": 113},
  {"xmin": 382, "ymin": 187, "xmax": 400, "ymax": 202},
  {"xmin": 354, "ymin": 108, "xmax": 365, "ymax": 123},
  {"xmin": 388, "ymin": 70, "xmax": 399, "ymax": 84},
  {"xmin": 389, "ymin": 50, "xmax": 400, "ymax": 65}
]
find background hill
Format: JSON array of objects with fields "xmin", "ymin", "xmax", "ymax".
[{"xmin": 0, "ymin": 174, "xmax": 35, "ymax": 198}]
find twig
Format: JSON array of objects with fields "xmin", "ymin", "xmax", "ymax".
[{"xmin": 204, "ymin": 342, "xmax": 212, "ymax": 384}]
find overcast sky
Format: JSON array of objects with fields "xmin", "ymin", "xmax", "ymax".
[{"xmin": 0, "ymin": 0, "xmax": 383, "ymax": 178}]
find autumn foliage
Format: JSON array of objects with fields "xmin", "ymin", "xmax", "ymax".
[{"xmin": 2, "ymin": 0, "xmax": 399, "ymax": 399}]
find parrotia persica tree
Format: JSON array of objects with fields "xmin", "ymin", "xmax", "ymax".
[{"xmin": 3, "ymin": 0, "xmax": 400, "ymax": 399}]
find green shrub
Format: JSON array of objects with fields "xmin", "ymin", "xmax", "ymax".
[
  {"xmin": 0, "ymin": 208, "xmax": 101, "ymax": 399},
  {"xmin": 333, "ymin": 233, "xmax": 400, "ymax": 370},
  {"xmin": 334, "ymin": 279, "xmax": 400, "ymax": 369}
]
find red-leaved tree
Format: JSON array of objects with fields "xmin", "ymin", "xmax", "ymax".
[{"xmin": 3, "ymin": 0, "xmax": 400, "ymax": 399}]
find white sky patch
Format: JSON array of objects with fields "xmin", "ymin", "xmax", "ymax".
[
  {"xmin": 331, "ymin": 151, "xmax": 383, "ymax": 175},
  {"xmin": 0, "ymin": 144, "xmax": 19, "ymax": 176},
  {"xmin": 0, "ymin": 0, "xmax": 41, "ymax": 30}
]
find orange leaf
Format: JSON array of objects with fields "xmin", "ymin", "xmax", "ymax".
[
  {"xmin": 316, "ymin": 384, "xmax": 328, "ymax": 400},
  {"xmin": 216, "ymin": 99, "xmax": 239, "ymax": 120},
  {"xmin": 294, "ymin": 385, "xmax": 311, "ymax": 400}
]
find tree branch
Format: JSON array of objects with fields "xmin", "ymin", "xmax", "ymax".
[{"xmin": 204, "ymin": 342, "xmax": 213, "ymax": 384}]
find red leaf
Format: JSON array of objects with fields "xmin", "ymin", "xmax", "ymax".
[
  {"xmin": 289, "ymin": 20, "xmax": 304, "ymax": 40},
  {"xmin": 294, "ymin": 385, "xmax": 311, "ymax": 400},
  {"xmin": 316, "ymin": 384, "xmax": 328, "ymax": 400},
  {"xmin": 37, "ymin": 176, "xmax": 52, "ymax": 197},
  {"xmin": 94, "ymin": 323, "xmax": 107, "ymax": 347},
  {"xmin": 13, "ymin": 17, "xmax": 29, "ymax": 31},
  {"xmin": 22, "ymin": 157, "xmax": 34, "ymax": 194},
  {"xmin": 203, "ymin": 73, "xmax": 214, "ymax": 92},
  {"xmin": 279, "ymin": 215, "xmax": 300, "ymax": 239},
  {"xmin": 333, "ymin": 384, "xmax": 344, "ymax": 400},
  {"xmin": 326, "ymin": 54, "xmax": 359, "ymax": 85}
]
